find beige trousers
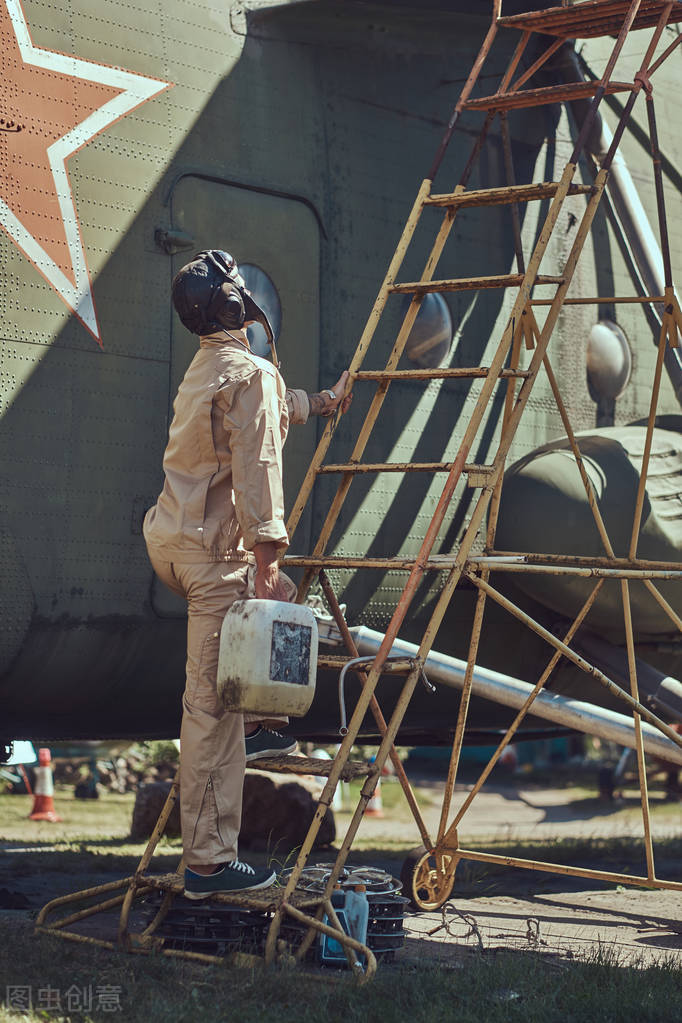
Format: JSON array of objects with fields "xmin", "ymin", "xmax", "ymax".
[{"xmin": 148, "ymin": 553, "xmax": 294, "ymax": 865}]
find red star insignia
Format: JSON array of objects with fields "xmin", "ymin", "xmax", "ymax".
[{"xmin": 0, "ymin": 0, "xmax": 170, "ymax": 343}]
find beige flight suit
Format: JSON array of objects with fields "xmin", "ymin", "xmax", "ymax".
[{"xmin": 144, "ymin": 329, "xmax": 309, "ymax": 865}]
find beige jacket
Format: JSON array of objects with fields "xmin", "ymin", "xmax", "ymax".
[{"xmin": 143, "ymin": 329, "xmax": 309, "ymax": 563}]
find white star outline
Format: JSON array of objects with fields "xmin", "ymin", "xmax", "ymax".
[{"xmin": 1, "ymin": 0, "xmax": 170, "ymax": 343}]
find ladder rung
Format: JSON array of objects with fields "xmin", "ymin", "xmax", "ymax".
[
  {"xmin": 248, "ymin": 754, "xmax": 373, "ymax": 782},
  {"xmin": 317, "ymin": 655, "xmax": 414, "ymax": 673},
  {"xmin": 284, "ymin": 555, "xmax": 461, "ymax": 570},
  {"xmin": 319, "ymin": 462, "xmax": 453, "ymax": 475},
  {"xmin": 354, "ymin": 368, "xmax": 531, "ymax": 380},
  {"xmin": 425, "ymin": 182, "xmax": 593, "ymax": 209},
  {"xmin": 390, "ymin": 274, "xmax": 564, "ymax": 294},
  {"xmin": 532, "ymin": 294, "xmax": 666, "ymax": 307},
  {"xmin": 499, "ymin": 0, "xmax": 682, "ymax": 40},
  {"xmin": 462, "ymin": 80, "xmax": 632, "ymax": 113},
  {"xmin": 284, "ymin": 556, "xmax": 490, "ymax": 572},
  {"xmin": 317, "ymin": 462, "xmax": 496, "ymax": 476}
]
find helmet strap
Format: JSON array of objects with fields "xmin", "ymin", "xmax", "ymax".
[{"xmin": 268, "ymin": 335, "xmax": 281, "ymax": 369}]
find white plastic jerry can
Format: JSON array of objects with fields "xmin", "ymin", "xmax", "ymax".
[{"xmin": 217, "ymin": 599, "xmax": 318, "ymax": 717}]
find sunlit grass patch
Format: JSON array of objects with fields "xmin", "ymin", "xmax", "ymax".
[{"xmin": 0, "ymin": 917, "xmax": 681, "ymax": 1023}]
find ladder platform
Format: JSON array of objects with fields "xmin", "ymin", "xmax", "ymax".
[
  {"xmin": 463, "ymin": 80, "xmax": 632, "ymax": 113},
  {"xmin": 248, "ymin": 754, "xmax": 373, "ymax": 781},
  {"xmin": 354, "ymin": 368, "xmax": 530, "ymax": 380},
  {"xmin": 390, "ymin": 273, "xmax": 564, "ymax": 294},
  {"xmin": 426, "ymin": 182, "xmax": 593, "ymax": 208},
  {"xmin": 143, "ymin": 873, "xmax": 322, "ymax": 912},
  {"xmin": 499, "ymin": 1, "xmax": 682, "ymax": 40}
]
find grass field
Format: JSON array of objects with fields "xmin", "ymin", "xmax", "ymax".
[{"xmin": 1, "ymin": 916, "xmax": 681, "ymax": 1023}]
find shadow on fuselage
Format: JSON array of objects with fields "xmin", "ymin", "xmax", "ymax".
[{"xmin": 2, "ymin": 3, "xmax": 570, "ymax": 741}]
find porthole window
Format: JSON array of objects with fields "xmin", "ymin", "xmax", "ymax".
[
  {"xmin": 402, "ymin": 293, "xmax": 453, "ymax": 368},
  {"xmin": 586, "ymin": 319, "xmax": 632, "ymax": 401},
  {"xmin": 239, "ymin": 263, "xmax": 282, "ymax": 358}
]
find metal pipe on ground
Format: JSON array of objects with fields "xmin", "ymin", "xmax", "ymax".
[{"xmin": 348, "ymin": 626, "xmax": 682, "ymax": 767}]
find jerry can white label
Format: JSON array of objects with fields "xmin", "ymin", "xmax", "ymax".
[{"xmin": 270, "ymin": 620, "xmax": 312, "ymax": 685}]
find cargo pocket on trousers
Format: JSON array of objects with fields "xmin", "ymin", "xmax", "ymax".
[{"xmin": 186, "ymin": 631, "xmax": 223, "ymax": 718}]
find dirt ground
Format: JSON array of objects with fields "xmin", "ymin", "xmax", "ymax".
[
  {"xmin": 399, "ymin": 888, "xmax": 682, "ymax": 968},
  {"xmin": 338, "ymin": 773, "xmax": 682, "ymax": 966}
]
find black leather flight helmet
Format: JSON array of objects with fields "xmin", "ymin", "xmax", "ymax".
[
  {"xmin": 171, "ymin": 250, "xmax": 245, "ymax": 336},
  {"xmin": 171, "ymin": 250, "xmax": 278, "ymax": 364},
  {"xmin": 199, "ymin": 249, "xmax": 278, "ymax": 365},
  {"xmin": 171, "ymin": 253, "xmax": 223, "ymax": 335}
]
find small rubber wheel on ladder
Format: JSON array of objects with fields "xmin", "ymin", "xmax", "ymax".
[{"xmin": 400, "ymin": 845, "xmax": 457, "ymax": 911}]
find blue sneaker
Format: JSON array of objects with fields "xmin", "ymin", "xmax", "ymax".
[
  {"xmin": 184, "ymin": 859, "xmax": 276, "ymax": 900},
  {"xmin": 245, "ymin": 727, "xmax": 297, "ymax": 762}
]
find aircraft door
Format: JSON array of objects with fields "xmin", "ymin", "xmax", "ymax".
[{"xmin": 152, "ymin": 178, "xmax": 320, "ymax": 616}]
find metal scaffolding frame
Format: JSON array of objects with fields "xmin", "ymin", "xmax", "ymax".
[{"xmin": 278, "ymin": 0, "xmax": 682, "ymax": 923}]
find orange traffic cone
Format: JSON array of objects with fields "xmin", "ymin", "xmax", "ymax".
[
  {"xmin": 364, "ymin": 775, "xmax": 384, "ymax": 818},
  {"xmin": 29, "ymin": 748, "xmax": 62, "ymax": 822}
]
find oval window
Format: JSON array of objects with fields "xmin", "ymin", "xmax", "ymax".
[
  {"xmin": 239, "ymin": 263, "xmax": 282, "ymax": 358},
  {"xmin": 586, "ymin": 319, "xmax": 632, "ymax": 401},
  {"xmin": 402, "ymin": 293, "xmax": 453, "ymax": 368}
]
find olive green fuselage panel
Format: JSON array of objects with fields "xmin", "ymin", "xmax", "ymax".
[{"xmin": 2, "ymin": 1, "xmax": 681, "ymax": 739}]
